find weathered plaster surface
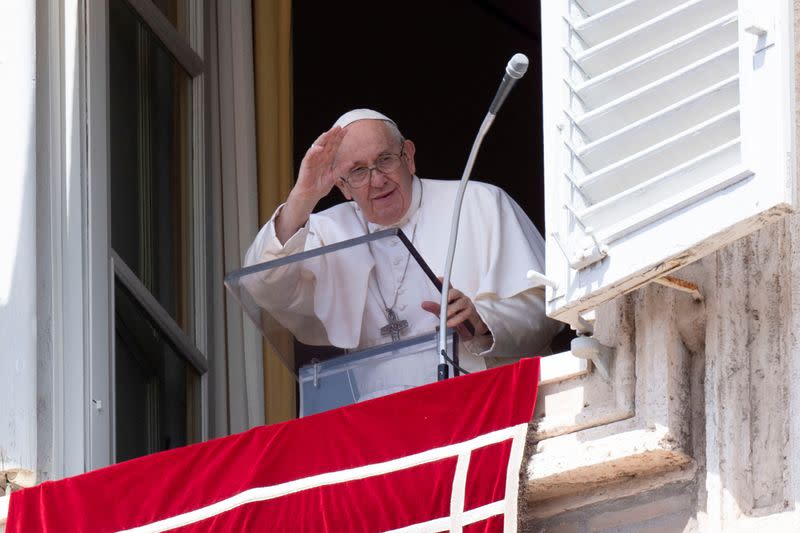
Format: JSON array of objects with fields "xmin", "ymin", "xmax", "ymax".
[
  {"xmin": 524, "ymin": 282, "xmax": 702, "ymax": 521},
  {"xmin": 0, "ymin": 495, "xmax": 6, "ymax": 531},
  {"xmin": 709, "ymin": 221, "xmax": 792, "ymax": 521},
  {"xmin": 532, "ymin": 295, "xmax": 636, "ymax": 441},
  {"xmin": 523, "ymin": 211, "xmax": 800, "ymax": 531}
]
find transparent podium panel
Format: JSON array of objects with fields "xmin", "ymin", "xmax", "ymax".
[
  {"xmin": 299, "ymin": 330, "xmax": 455, "ymax": 416},
  {"xmin": 224, "ymin": 228, "xmax": 460, "ymax": 415}
]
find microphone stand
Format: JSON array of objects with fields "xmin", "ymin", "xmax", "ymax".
[
  {"xmin": 436, "ymin": 54, "xmax": 528, "ymax": 381},
  {"xmin": 436, "ymin": 113, "xmax": 495, "ymax": 381}
]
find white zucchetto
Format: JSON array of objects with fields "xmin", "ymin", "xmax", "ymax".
[{"xmin": 332, "ymin": 108, "xmax": 396, "ymax": 129}]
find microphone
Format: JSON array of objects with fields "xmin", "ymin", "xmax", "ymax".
[
  {"xmin": 488, "ymin": 53, "xmax": 529, "ymax": 115},
  {"xmin": 436, "ymin": 54, "xmax": 529, "ymax": 380}
]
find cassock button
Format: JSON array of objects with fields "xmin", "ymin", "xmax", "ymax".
[
  {"xmin": 399, "ymin": 304, "xmax": 407, "ymax": 311},
  {"xmin": 393, "ymin": 257, "xmax": 401, "ymax": 266}
]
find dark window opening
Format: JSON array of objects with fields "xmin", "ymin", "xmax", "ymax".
[{"xmin": 292, "ymin": 1, "xmax": 574, "ymax": 358}]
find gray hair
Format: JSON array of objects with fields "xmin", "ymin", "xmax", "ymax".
[{"xmin": 383, "ymin": 119, "xmax": 404, "ymax": 144}]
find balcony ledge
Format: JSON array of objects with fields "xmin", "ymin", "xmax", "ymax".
[{"xmin": 524, "ymin": 425, "xmax": 695, "ymax": 519}]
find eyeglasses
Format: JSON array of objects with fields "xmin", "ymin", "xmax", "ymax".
[{"xmin": 340, "ymin": 146, "xmax": 406, "ymax": 188}]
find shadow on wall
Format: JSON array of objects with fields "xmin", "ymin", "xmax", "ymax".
[{"xmin": 521, "ymin": 479, "xmax": 697, "ymax": 532}]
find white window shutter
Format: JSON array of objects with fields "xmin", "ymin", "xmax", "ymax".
[{"xmin": 540, "ymin": 0, "xmax": 795, "ymax": 328}]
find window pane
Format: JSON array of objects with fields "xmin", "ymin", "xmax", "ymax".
[
  {"xmin": 115, "ymin": 281, "xmax": 201, "ymax": 463},
  {"xmin": 109, "ymin": 0, "xmax": 193, "ymax": 334}
]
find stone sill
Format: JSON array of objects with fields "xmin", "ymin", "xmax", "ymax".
[
  {"xmin": 0, "ymin": 469, "xmax": 35, "ymax": 528},
  {"xmin": 524, "ymin": 426, "xmax": 695, "ymax": 519},
  {"xmin": 0, "ymin": 494, "xmax": 8, "ymax": 528}
]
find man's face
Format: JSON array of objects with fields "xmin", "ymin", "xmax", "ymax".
[{"xmin": 334, "ymin": 120, "xmax": 416, "ymax": 226}]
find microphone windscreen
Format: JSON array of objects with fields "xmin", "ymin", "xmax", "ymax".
[{"xmin": 506, "ymin": 53, "xmax": 529, "ymax": 79}]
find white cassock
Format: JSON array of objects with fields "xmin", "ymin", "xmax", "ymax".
[{"xmin": 243, "ymin": 176, "xmax": 561, "ymax": 379}]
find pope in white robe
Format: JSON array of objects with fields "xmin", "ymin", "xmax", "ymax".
[{"xmin": 243, "ymin": 109, "xmax": 561, "ymax": 387}]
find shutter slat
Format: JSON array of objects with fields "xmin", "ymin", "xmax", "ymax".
[
  {"xmin": 577, "ymin": 108, "xmax": 740, "ymax": 202},
  {"xmin": 573, "ymin": 44, "xmax": 738, "ymax": 140},
  {"xmin": 578, "ymin": 139, "xmax": 743, "ymax": 232},
  {"xmin": 574, "ymin": 0, "xmax": 627, "ymax": 17},
  {"xmin": 569, "ymin": 0, "xmax": 687, "ymax": 48},
  {"xmin": 588, "ymin": 162, "xmax": 750, "ymax": 245},
  {"xmin": 572, "ymin": 14, "xmax": 737, "ymax": 109},
  {"xmin": 572, "ymin": 0, "xmax": 733, "ymax": 77},
  {"xmin": 575, "ymin": 77, "xmax": 739, "ymax": 171}
]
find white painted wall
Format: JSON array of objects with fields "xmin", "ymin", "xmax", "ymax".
[{"xmin": 0, "ymin": 1, "xmax": 38, "ymax": 482}]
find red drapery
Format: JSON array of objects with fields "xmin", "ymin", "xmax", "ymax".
[{"xmin": 7, "ymin": 358, "xmax": 539, "ymax": 532}]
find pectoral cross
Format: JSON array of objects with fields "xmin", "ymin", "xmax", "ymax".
[{"xmin": 380, "ymin": 308, "xmax": 409, "ymax": 342}]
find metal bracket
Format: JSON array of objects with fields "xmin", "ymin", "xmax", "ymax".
[
  {"xmin": 558, "ymin": 307, "xmax": 615, "ymax": 381},
  {"xmin": 653, "ymin": 275, "xmax": 703, "ymax": 302},
  {"xmin": 743, "ymin": 10, "xmax": 771, "ymax": 37},
  {"xmin": 571, "ymin": 334, "xmax": 615, "ymax": 380},
  {"xmin": 562, "ymin": 203, "xmax": 609, "ymax": 270},
  {"xmin": 742, "ymin": 10, "xmax": 774, "ymax": 54},
  {"xmin": 313, "ymin": 362, "xmax": 321, "ymax": 389},
  {"xmin": 569, "ymin": 242, "xmax": 609, "ymax": 270},
  {"xmin": 550, "ymin": 231, "xmax": 609, "ymax": 271},
  {"xmin": 526, "ymin": 269, "xmax": 559, "ymax": 290}
]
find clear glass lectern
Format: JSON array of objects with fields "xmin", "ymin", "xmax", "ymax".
[{"xmin": 224, "ymin": 228, "xmax": 458, "ymax": 416}]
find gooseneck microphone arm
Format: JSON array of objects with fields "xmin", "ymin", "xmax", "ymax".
[{"xmin": 437, "ymin": 53, "xmax": 529, "ymax": 381}]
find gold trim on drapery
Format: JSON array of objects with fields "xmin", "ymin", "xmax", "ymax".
[{"xmin": 252, "ymin": 0, "xmax": 295, "ymax": 423}]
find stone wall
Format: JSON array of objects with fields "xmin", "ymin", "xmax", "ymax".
[{"xmin": 521, "ymin": 209, "xmax": 800, "ymax": 532}]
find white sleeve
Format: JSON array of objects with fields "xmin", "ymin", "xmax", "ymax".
[
  {"xmin": 239, "ymin": 204, "xmax": 331, "ymax": 346},
  {"xmin": 465, "ymin": 288, "xmax": 564, "ymax": 358},
  {"xmin": 243, "ymin": 203, "xmax": 311, "ymax": 266}
]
